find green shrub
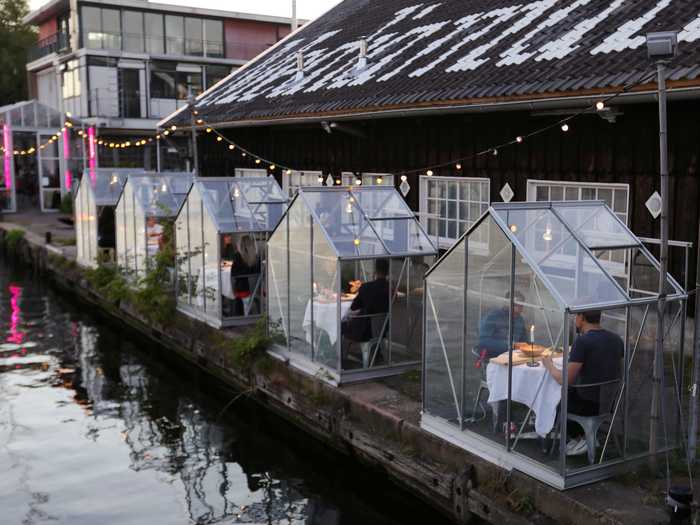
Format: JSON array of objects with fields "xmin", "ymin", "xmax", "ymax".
[
  {"xmin": 220, "ymin": 318, "xmax": 273, "ymax": 371},
  {"xmin": 60, "ymin": 194, "xmax": 74, "ymax": 215},
  {"xmin": 5, "ymin": 229, "xmax": 25, "ymax": 252}
]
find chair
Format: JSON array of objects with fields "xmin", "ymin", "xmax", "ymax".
[
  {"xmin": 567, "ymin": 379, "xmax": 621, "ymax": 465},
  {"xmin": 345, "ymin": 312, "xmax": 389, "ymax": 368},
  {"xmin": 469, "ymin": 347, "xmax": 500, "ymax": 432}
]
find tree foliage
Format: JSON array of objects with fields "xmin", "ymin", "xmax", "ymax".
[{"xmin": 0, "ymin": 0, "xmax": 36, "ymax": 105}]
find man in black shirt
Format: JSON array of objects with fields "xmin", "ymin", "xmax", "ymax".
[
  {"xmin": 343, "ymin": 259, "xmax": 390, "ymax": 343},
  {"xmin": 542, "ymin": 310, "xmax": 623, "ymax": 456}
]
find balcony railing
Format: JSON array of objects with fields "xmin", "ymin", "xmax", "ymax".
[{"xmin": 29, "ymin": 32, "xmax": 70, "ymax": 61}]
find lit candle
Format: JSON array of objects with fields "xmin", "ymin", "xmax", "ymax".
[{"xmin": 530, "ymin": 325, "xmax": 535, "ymax": 344}]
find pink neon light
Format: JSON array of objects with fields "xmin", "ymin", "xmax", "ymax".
[
  {"xmin": 2, "ymin": 125, "xmax": 11, "ymax": 190},
  {"xmin": 63, "ymin": 128, "xmax": 72, "ymax": 190},
  {"xmin": 8, "ymin": 285, "xmax": 25, "ymax": 345},
  {"xmin": 88, "ymin": 127, "xmax": 97, "ymax": 184}
]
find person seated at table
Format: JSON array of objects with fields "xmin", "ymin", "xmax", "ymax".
[
  {"xmin": 146, "ymin": 217, "xmax": 164, "ymax": 257},
  {"xmin": 221, "ymin": 234, "xmax": 236, "ymax": 316},
  {"xmin": 342, "ymin": 259, "xmax": 390, "ymax": 356},
  {"xmin": 229, "ymin": 235, "xmax": 261, "ymax": 316},
  {"xmin": 542, "ymin": 309, "xmax": 623, "ymax": 456},
  {"xmin": 477, "ymin": 291, "xmax": 528, "ymax": 359}
]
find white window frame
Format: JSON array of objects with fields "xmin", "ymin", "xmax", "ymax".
[
  {"xmin": 283, "ymin": 170, "xmax": 323, "ymax": 198},
  {"xmin": 419, "ymin": 176, "xmax": 490, "ymax": 249},
  {"xmin": 526, "ymin": 179, "xmax": 631, "ymax": 279},
  {"xmin": 235, "ymin": 168, "xmax": 268, "ymax": 178}
]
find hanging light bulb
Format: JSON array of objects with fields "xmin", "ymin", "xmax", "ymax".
[
  {"xmin": 196, "ymin": 119, "xmax": 204, "ymax": 125},
  {"xmin": 376, "ymin": 176, "xmax": 383, "ymax": 185},
  {"xmin": 270, "ymin": 164, "xmax": 276, "ymax": 170},
  {"xmin": 255, "ymin": 158, "xmax": 261, "ymax": 165},
  {"xmin": 216, "ymin": 136, "xmax": 223, "ymax": 142},
  {"xmin": 354, "ymin": 178, "xmax": 362, "ymax": 186},
  {"xmin": 317, "ymin": 175, "xmax": 324, "ymax": 184},
  {"xmin": 241, "ymin": 152, "xmax": 247, "ymax": 157},
  {"xmin": 400, "ymin": 175, "xmax": 407, "ymax": 182},
  {"xmin": 170, "ymin": 125, "xmax": 177, "ymax": 131},
  {"xmin": 561, "ymin": 123, "xmax": 569, "ymax": 132},
  {"xmin": 206, "ymin": 127, "xmax": 212, "ymax": 133},
  {"xmin": 596, "ymin": 101, "xmax": 605, "ymax": 111},
  {"xmin": 233, "ymin": 187, "xmax": 241, "ymax": 198},
  {"xmin": 455, "ymin": 163, "xmax": 462, "ymax": 170},
  {"xmin": 163, "ymin": 130, "xmax": 170, "ymax": 136},
  {"xmin": 509, "ymin": 224, "xmax": 518, "ymax": 233},
  {"xmin": 492, "ymin": 148, "xmax": 498, "ymax": 156},
  {"xmin": 335, "ymin": 178, "xmax": 342, "ymax": 185},
  {"xmin": 228, "ymin": 144, "xmax": 235, "ymax": 150},
  {"xmin": 353, "ymin": 238, "xmax": 361, "ymax": 246},
  {"xmin": 543, "ymin": 225, "xmax": 553, "ymax": 241},
  {"xmin": 516, "ymin": 136, "xmax": 524, "ymax": 143},
  {"xmin": 285, "ymin": 169, "xmax": 292, "ymax": 175},
  {"xmin": 426, "ymin": 170, "xmax": 434, "ymax": 176}
]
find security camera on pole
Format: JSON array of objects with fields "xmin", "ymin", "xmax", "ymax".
[{"xmin": 645, "ymin": 31, "xmax": 678, "ymax": 472}]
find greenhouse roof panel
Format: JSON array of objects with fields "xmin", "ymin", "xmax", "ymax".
[
  {"xmin": 128, "ymin": 174, "xmax": 193, "ymax": 217},
  {"xmin": 552, "ymin": 202, "xmax": 640, "ymax": 250},
  {"xmin": 298, "ymin": 187, "xmax": 437, "ymax": 258},
  {"xmin": 197, "ymin": 177, "xmax": 288, "ymax": 233},
  {"xmin": 82, "ymin": 169, "xmax": 141, "ymax": 206}
]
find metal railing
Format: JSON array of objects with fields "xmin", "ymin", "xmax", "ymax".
[{"xmin": 29, "ymin": 32, "xmax": 70, "ymax": 61}]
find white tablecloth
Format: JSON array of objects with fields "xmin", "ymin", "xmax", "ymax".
[
  {"xmin": 196, "ymin": 266, "xmax": 233, "ymax": 305},
  {"xmin": 486, "ymin": 357, "xmax": 563, "ymax": 436},
  {"xmin": 303, "ymin": 300, "xmax": 353, "ymax": 345}
]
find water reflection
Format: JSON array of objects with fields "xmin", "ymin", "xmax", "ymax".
[{"xmin": 0, "ymin": 263, "xmax": 446, "ymax": 525}]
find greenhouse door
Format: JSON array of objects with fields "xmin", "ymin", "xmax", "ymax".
[{"xmin": 38, "ymin": 133, "xmax": 62, "ymax": 212}]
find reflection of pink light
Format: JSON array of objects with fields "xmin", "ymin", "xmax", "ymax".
[
  {"xmin": 2, "ymin": 125, "xmax": 11, "ymax": 189},
  {"xmin": 63, "ymin": 128, "xmax": 72, "ymax": 190},
  {"xmin": 8, "ymin": 285, "xmax": 24, "ymax": 344},
  {"xmin": 88, "ymin": 127, "xmax": 97, "ymax": 183}
]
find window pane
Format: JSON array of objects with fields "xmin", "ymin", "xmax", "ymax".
[
  {"xmin": 165, "ymin": 15, "xmax": 184, "ymax": 55},
  {"xmin": 598, "ymin": 188, "xmax": 613, "ymax": 207},
  {"xmin": 550, "ymin": 185, "xmax": 563, "ymax": 201},
  {"xmin": 205, "ymin": 65, "xmax": 230, "ymax": 89},
  {"xmin": 535, "ymin": 185, "xmax": 548, "ymax": 201},
  {"xmin": 565, "ymin": 187, "xmax": 578, "ymax": 200},
  {"xmin": 102, "ymin": 9, "xmax": 121, "ymax": 49},
  {"xmin": 581, "ymin": 187, "xmax": 596, "ymax": 200},
  {"xmin": 82, "ymin": 6, "xmax": 102, "ymax": 49},
  {"xmin": 204, "ymin": 19, "xmax": 224, "ymax": 57},
  {"xmin": 145, "ymin": 13, "xmax": 164, "ymax": 54},
  {"xmin": 176, "ymin": 71, "xmax": 202, "ymax": 99},
  {"xmin": 123, "ymin": 11, "xmax": 144, "ymax": 53},
  {"xmin": 613, "ymin": 190, "xmax": 627, "ymax": 214},
  {"xmin": 150, "ymin": 64, "xmax": 176, "ymax": 99},
  {"xmin": 185, "ymin": 17, "xmax": 203, "ymax": 56}
]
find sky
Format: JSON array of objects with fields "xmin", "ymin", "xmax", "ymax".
[{"xmin": 28, "ymin": 0, "xmax": 342, "ymax": 20}]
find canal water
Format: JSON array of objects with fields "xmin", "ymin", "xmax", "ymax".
[{"xmin": 0, "ymin": 261, "xmax": 451, "ymax": 525}]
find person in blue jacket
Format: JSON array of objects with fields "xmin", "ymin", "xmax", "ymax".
[{"xmin": 478, "ymin": 291, "xmax": 528, "ymax": 359}]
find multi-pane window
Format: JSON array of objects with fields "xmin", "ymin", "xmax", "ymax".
[
  {"xmin": 341, "ymin": 173, "xmax": 395, "ymax": 187},
  {"xmin": 526, "ymin": 180, "xmax": 629, "ymax": 224},
  {"xmin": 419, "ymin": 176, "xmax": 490, "ymax": 248},
  {"xmin": 526, "ymin": 180, "xmax": 631, "ymax": 274},
  {"xmin": 61, "ymin": 60, "xmax": 81, "ymax": 98},
  {"xmin": 150, "ymin": 62, "xmax": 202, "ymax": 100},
  {"xmin": 283, "ymin": 171, "xmax": 323, "ymax": 198},
  {"xmin": 82, "ymin": 6, "xmax": 121, "ymax": 50}
]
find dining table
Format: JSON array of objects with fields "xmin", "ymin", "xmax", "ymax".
[
  {"xmin": 486, "ymin": 352, "xmax": 563, "ymax": 437},
  {"xmin": 302, "ymin": 294, "xmax": 356, "ymax": 345}
]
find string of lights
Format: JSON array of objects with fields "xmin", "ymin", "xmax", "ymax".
[{"xmin": 2, "ymin": 71, "xmax": 655, "ymax": 182}]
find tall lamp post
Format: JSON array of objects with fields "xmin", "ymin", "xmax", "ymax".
[{"xmin": 646, "ymin": 31, "xmax": 678, "ymax": 469}]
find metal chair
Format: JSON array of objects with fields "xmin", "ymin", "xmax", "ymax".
[
  {"xmin": 469, "ymin": 347, "xmax": 501, "ymax": 432},
  {"xmin": 567, "ymin": 379, "xmax": 622, "ymax": 465},
  {"xmin": 345, "ymin": 312, "xmax": 389, "ymax": 368}
]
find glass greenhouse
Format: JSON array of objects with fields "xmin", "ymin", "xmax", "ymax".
[
  {"xmin": 115, "ymin": 172, "xmax": 193, "ymax": 279},
  {"xmin": 422, "ymin": 201, "xmax": 688, "ymax": 489},
  {"xmin": 268, "ymin": 186, "xmax": 438, "ymax": 384},
  {"xmin": 74, "ymin": 168, "xmax": 144, "ymax": 268},
  {"xmin": 175, "ymin": 177, "xmax": 288, "ymax": 328}
]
